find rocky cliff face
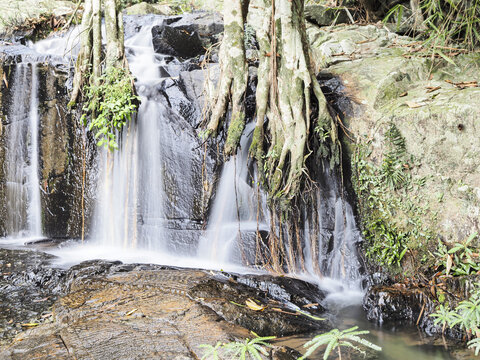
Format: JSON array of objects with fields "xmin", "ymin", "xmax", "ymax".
[
  {"xmin": 0, "ymin": 47, "xmax": 96, "ymax": 239},
  {"xmin": 306, "ymin": 20, "xmax": 480, "ymax": 331},
  {"xmin": 308, "ymin": 23, "xmax": 480, "ymax": 267},
  {"xmin": 0, "ymin": 12, "xmax": 224, "ymax": 243}
]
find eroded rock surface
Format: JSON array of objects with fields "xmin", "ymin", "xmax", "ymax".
[{"xmin": 0, "ymin": 259, "xmax": 328, "ymax": 359}]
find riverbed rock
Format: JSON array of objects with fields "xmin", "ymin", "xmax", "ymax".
[{"xmin": 0, "ymin": 260, "xmax": 328, "ymax": 359}]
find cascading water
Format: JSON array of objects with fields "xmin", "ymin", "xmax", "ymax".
[
  {"xmin": 199, "ymin": 123, "xmax": 363, "ymax": 292},
  {"xmin": 197, "ymin": 122, "xmax": 269, "ymax": 266},
  {"xmin": 4, "ymin": 63, "xmax": 42, "ymax": 239},
  {"xmin": 92, "ymin": 21, "xmax": 167, "ymax": 250}
]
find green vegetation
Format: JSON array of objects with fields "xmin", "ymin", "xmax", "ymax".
[
  {"xmin": 353, "ymin": 123, "xmax": 433, "ymax": 271},
  {"xmin": 434, "ymin": 233, "xmax": 480, "ymax": 276},
  {"xmin": 81, "ymin": 67, "xmax": 139, "ymax": 151},
  {"xmin": 199, "ymin": 335, "xmax": 275, "ymax": 360},
  {"xmin": 430, "ymin": 283, "xmax": 480, "ymax": 356},
  {"xmin": 199, "ymin": 328, "xmax": 381, "ymax": 360},
  {"xmin": 421, "ymin": 0, "xmax": 480, "ymax": 51},
  {"xmin": 299, "ymin": 326, "xmax": 381, "ymax": 360}
]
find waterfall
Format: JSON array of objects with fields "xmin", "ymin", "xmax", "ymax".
[
  {"xmin": 92, "ymin": 21, "xmax": 168, "ymax": 250},
  {"xmin": 4, "ymin": 63, "xmax": 42, "ymax": 239},
  {"xmin": 15, "ymin": 15, "xmax": 363, "ymax": 290},
  {"xmin": 199, "ymin": 124, "xmax": 362, "ymax": 288},
  {"xmin": 197, "ymin": 122, "xmax": 269, "ymax": 266}
]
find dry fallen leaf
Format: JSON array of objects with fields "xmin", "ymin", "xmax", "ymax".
[
  {"xmin": 405, "ymin": 101, "xmax": 425, "ymax": 108},
  {"xmin": 271, "ymin": 307, "xmax": 297, "ymax": 316},
  {"xmin": 125, "ymin": 308, "xmax": 138, "ymax": 316},
  {"xmin": 446, "ymin": 254, "xmax": 453, "ymax": 276},
  {"xmin": 399, "ymin": 91, "xmax": 408, "ymax": 97},
  {"xmin": 426, "ymin": 86, "xmax": 441, "ymax": 93},
  {"xmin": 245, "ymin": 298, "xmax": 266, "ymax": 311},
  {"xmin": 21, "ymin": 323, "xmax": 39, "ymax": 328}
]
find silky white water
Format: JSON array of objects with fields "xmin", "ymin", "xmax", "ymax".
[
  {"xmin": 197, "ymin": 122, "xmax": 270, "ymax": 265},
  {"xmin": 4, "ymin": 63, "xmax": 42, "ymax": 239}
]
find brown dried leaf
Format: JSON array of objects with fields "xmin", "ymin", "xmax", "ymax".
[
  {"xmin": 125, "ymin": 308, "xmax": 137, "ymax": 316},
  {"xmin": 21, "ymin": 323, "xmax": 39, "ymax": 328},
  {"xmin": 399, "ymin": 91, "xmax": 408, "ymax": 97},
  {"xmin": 426, "ymin": 86, "xmax": 441, "ymax": 93},
  {"xmin": 302, "ymin": 303, "xmax": 319, "ymax": 308}
]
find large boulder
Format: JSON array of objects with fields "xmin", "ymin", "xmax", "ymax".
[{"xmin": 152, "ymin": 12, "xmax": 223, "ymax": 58}]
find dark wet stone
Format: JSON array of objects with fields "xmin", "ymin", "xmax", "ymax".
[
  {"xmin": 152, "ymin": 24, "xmax": 205, "ymax": 58},
  {"xmin": 305, "ymin": 5, "xmax": 350, "ymax": 27},
  {"xmin": 362, "ymin": 277, "xmax": 477, "ymax": 339},
  {"xmin": 0, "ymin": 248, "xmax": 65, "ymax": 344},
  {"xmin": 151, "ymin": 12, "xmax": 223, "ymax": 59}
]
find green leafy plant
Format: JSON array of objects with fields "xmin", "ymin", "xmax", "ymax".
[
  {"xmin": 468, "ymin": 338, "xmax": 480, "ymax": 356},
  {"xmin": 436, "ymin": 232, "xmax": 480, "ymax": 276},
  {"xmin": 421, "ymin": 0, "xmax": 480, "ymax": 51},
  {"xmin": 353, "ymin": 123, "xmax": 435, "ymax": 272},
  {"xmin": 382, "ymin": 4, "xmax": 406, "ymax": 32},
  {"xmin": 431, "ymin": 283, "xmax": 480, "ymax": 356},
  {"xmin": 298, "ymin": 326, "xmax": 381, "ymax": 360},
  {"xmin": 199, "ymin": 342, "xmax": 222, "ymax": 360},
  {"xmin": 82, "ymin": 66, "xmax": 139, "ymax": 151},
  {"xmin": 456, "ymin": 296, "xmax": 480, "ymax": 334},
  {"xmin": 199, "ymin": 335, "xmax": 275, "ymax": 360},
  {"xmin": 430, "ymin": 304, "xmax": 460, "ymax": 333}
]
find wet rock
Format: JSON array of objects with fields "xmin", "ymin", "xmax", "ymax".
[
  {"xmin": 0, "ymin": 248, "xmax": 65, "ymax": 344},
  {"xmin": 308, "ymin": 22, "xmax": 480, "ymax": 252},
  {"xmin": 0, "ymin": 45, "xmax": 96, "ymax": 239},
  {"xmin": 152, "ymin": 12, "xmax": 223, "ymax": 58},
  {"xmin": 152, "ymin": 23, "xmax": 205, "ymax": 58},
  {"xmin": 363, "ymin": 275, "xmax": 480, "ymax": 339},
  {"xmin": 1, "ymin": 260, "xmax": 324, "ymax": 359}
]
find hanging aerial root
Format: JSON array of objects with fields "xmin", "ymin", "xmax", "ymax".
[{"xmin": 205, "ymin": 0, "xmax": 248, "ymax": 158}]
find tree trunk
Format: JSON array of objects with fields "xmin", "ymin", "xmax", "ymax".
[{"xmin": 209, "ymin": 0, "xmax": 339, "ymax": 203}]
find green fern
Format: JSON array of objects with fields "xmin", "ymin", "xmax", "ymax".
[
  {"xmin": 199, "ymin": 336, "xmax": 275, "ymax": 360},
  {"xmin": 299, "ymin": 326, "xmax": 381, "ymax": 360},
  {"xmin": 199, "ymin": 342, "xmax": 222, "ymax": 360},
  {"xmin": 468, "ymin": 338, "xmax": 480, "ymax": 356}
]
